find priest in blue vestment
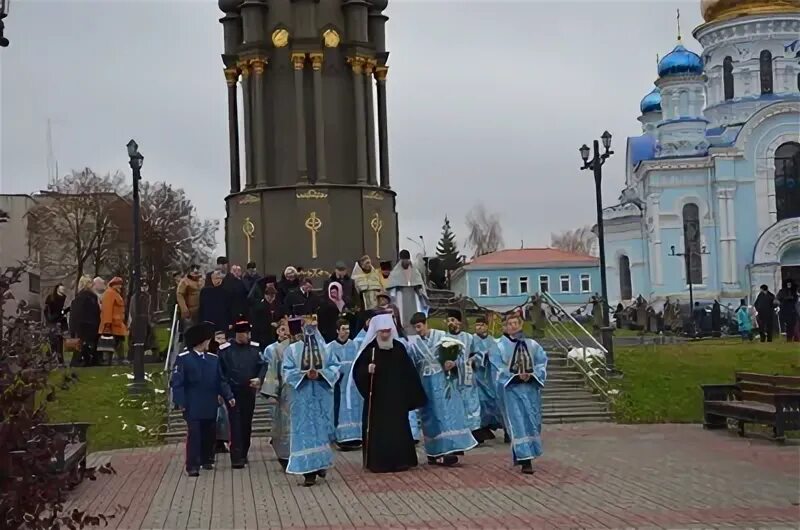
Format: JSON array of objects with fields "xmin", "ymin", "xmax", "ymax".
[
  {"xmin": 283, "ymin": 315, "xmax": 340, "ymax": 486},
  {"xmin": 445, "ymin": 310, "xmax": 483, "ymax": 441},
  {"xmin": 493, "ymin": 312, "xmax": 548, "ymax": 474},
  {"xmin": 328, "ymin": 318, "xmax": 363, "ymax": 450},
  {"xmin": 471, "ymin": 316, "xmax": 505, "ymax": 441},
  {"xmin": 408, "ymin": 312, "xmax": 477, "ymax": 466},
  {"xmin": 261, "ymin": 319, "xmax": 294, "ymax": 469}
]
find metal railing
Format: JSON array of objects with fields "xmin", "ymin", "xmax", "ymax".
[{"xmin": 540, "ymin": 291, "xmax": 610, "ymax": 398}]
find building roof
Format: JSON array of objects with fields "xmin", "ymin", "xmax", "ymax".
[{"xmin": 463, "ymin": 248, "xmax": 599, "ymax": 269}]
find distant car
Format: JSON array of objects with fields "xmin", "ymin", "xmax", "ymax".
[{"xmin": 679, "ymin": 300, "xmax": 738, "ymax": 336}]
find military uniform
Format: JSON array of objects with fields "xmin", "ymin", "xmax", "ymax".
[
  {"xmin": 171, "ymin": 323, "xmax": 234, "ymax": 476},
  {"xmin": 219, "ymin": 321, "xmax": 269, "ymax": 468}
]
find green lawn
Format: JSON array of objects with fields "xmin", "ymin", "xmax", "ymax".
[
  {"xmin": 612, "ymin": 339, "xmax": 800, "ymax": 423},
  {"xmin": 45, "ymin": 364, "xmax": 168, "ymax": 452}
]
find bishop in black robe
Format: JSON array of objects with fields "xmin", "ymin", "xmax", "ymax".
[{"xmin": 353, "ymin": 333, "xmax": 427, "ymax": 473}]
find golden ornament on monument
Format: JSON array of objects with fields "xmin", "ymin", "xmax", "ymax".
[
  {"xmin": 304, "ymin": 212, "xmax": 323, "ymax": 259},
  {"xmin": 242, "ymin": 217, "xmax": 256, "ymax": 263},
  {"xmin": 272, "ymin": 28, "xmax": 290, "ymax": 48},
  {"xmin": 296, "ymin": 189, "xmax": 328, "ymax": 200},
  {"xmin": 370, "ymin": 213, "xmax": 383, "ymax": 260},
  {"xmin": 322, "ymin": 29, "xmax": 340, "ymax": 48}
]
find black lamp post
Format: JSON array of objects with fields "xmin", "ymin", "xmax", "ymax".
[
  {"xmin": 579, "ymin": 131, "xmax": 616, "ymax": 373},
  {"xmin": 1, "ymin": 0, "xmax": 11, "ymax": 48},
  {"xmin": 669, "ymin": 244, "xmax": 710, "ymax": 336},
  {"xmin": 127, "ymin": 140, "xmax": 146, "ymax": 393}
]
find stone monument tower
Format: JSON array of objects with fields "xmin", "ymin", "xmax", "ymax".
[{"xmin": 218, "ymin": 0, "xmax": 398, "ymax": 279}]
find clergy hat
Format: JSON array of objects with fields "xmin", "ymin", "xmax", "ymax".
[
  {"xmin": 185, "ymin": 322, "xmax": 215, "ymax": 348},
  {"xmin": 246, "ymin": 261, "xmax": 257, "ymax": 270},
  {"xmin": 399, "ymin": 249, "xmax": 411, "ymax": 260},
  {"xmin": 475, "ymin": 315, "xmax": 488, "ymax": 325},
  {"xmin": 287, "ymin": 317, "xmax": 303, "ymax": 336},
  {"xmin": 446, "ymin": 309, "xmax": 463, "ymax": 321},
  {"xmin": 264, "ymin": 274, "xmax": 277, "ymax": 284},
  {"xmin": 233, "ymin": 317, "xmax": 251, "ymax": 333}
]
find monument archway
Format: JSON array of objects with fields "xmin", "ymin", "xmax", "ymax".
[{"xmin": 750, "ymin": 217, "xmax": 800, "ymax": 298}]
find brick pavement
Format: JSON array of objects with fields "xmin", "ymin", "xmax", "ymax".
[{"xmin": 66, "ymin": 423, "xmax": 800, "ymax": 529}]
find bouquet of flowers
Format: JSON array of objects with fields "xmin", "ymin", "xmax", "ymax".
[{"xmin": 437, "ymin": 337, "xmax": 464, "ymax": 398}]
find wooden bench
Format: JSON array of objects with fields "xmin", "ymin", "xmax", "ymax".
[
  {"xmin": 702, "ymin": 372, "xmax": 800, "ymax": 442},
  {"xmin": 8, "ymin": 422, "xmax": 90, "ymax": 487}
]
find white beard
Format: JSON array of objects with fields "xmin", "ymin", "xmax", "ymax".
[{"xmin": 376, "ymin": 338, "xmax": 394, "ymax": 350}]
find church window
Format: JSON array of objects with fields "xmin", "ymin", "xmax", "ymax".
[
  {"xmin": 478, "ymin": 278, "xmax": 488, "ymax": 297},
  {"xmin": 539, "ymin": 275, "xmax": 549, "ymax": 293},
  {"xmin": 723, "ymin": 56, "xmax": 734, "ymax": 100},
  {"xmin": 682, "ymin": 203, "xmax": 703, "ymax": 284},
  {"xmin": 559, "ymin": 274, "xmax": 571, "ymax": 293},
  {"xmin": 618, "ymin": 256, "xmax": 632, "ymax": 301},
  {"xmin": 775, "ymin": 142, "xmax": 800, "ymax": 221},
  {"xmin": 498, "ymin": 277, "xmax": 509, "ymax": 296},
  {"xmin": 519, "ymin": 277, "xmax": 529, "ymax": 294},
  {"xmin": 760, "ymin": 50, "xmax": 773, "ymax": 95},
  {"xmin": 580, "ymin": 273, "xmax": 591, "ymax": 293}
]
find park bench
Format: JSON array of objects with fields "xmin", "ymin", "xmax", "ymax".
[
  {"xmin": 8, "ymin": 422, "xmax": 90, "ymax": 487},
  {"xmin": 702, "ymin": 372, "xmax": 800, "ymax": 442}
]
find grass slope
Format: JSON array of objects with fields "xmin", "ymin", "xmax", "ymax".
[{"xmin": 613, "ymin": 339, "xmax": 800, "ymax": 423}]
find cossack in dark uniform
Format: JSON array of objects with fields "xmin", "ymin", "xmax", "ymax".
[
  {"xmin": 170, "ymin": 322, "xmax": 234, "ymax": 476},
  {"xmin": 219, "ymin": 317, "xmax": 269, "ymax": 468}
]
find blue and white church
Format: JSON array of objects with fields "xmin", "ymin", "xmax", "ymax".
[{"xmin": 604, "ymin": 0, "xmax": 800, "ymax": 306}]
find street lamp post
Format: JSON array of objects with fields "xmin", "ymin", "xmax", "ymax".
[
  {"xmin": 579, "ymin": 131, "xmax": 616, "ymax": 373},
  {"xmin": 127, "ymin": 140, "xmax": 147, "ymax": 393},
  {"xmin": 1, "ymin": 0, "xmax": 11, "ymax": 48},
  {"xmin": 669, "ymin": 244, "xmax": 710, "ymax": 336}
]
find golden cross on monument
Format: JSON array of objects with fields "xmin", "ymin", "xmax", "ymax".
[
  {"xmin": 242, "ymin": 217, "xmax": 256, "ymax": 263},
  {"xmin": 370, "ymin": 213, "xmax": 383, "ymax": 259},
  {"xmin": 304, "ymin": 212, "xmax": 322, "ymax": 259}
]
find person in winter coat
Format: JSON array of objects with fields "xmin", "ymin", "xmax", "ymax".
[
  {"xmin": 317, "ymin": 282, "xmax": 347, "ymax": 342},
  {"xmin": 735, "ymin": 299, "xmax": 754, "ymax": 341},
  {"xmin": 249, "ymin": 284, "xmax": 284, "ymax": 346},
  {"xmin": 276, "ymin": 267, "xmax": 300, "ymax": 305},
  {"xmin": 776, "ymin": 278, "xmax": 799, "ymax": 342},
  {"xmin": 199, "ymin": 270, "xmax": 233, "ymax": 334},
  {"xmin": 44, "ymin": 284, "xmax": 68, "ymax": 365},
  {"xmin": 99, "ymin": 277, "xmax": 128, "ymax": 364},
  {"xmin": 753, "ymin": 284, "xmax": 776, "ymax": 342},
  {"xmin": 323, "ymin": 261, "xmax": 357, "ymax": 309},
  {"xmin": 70, "ymin": 275, "xmax": 101, "ymax": 366}
]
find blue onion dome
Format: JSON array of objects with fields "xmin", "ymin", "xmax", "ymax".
[
  {"xmin": 640, "ymin": 87, "xmax": 662, "ymax": 114},
  {"xmin": 658, "ymin": 44, "xmax": 704, "ymax": 77}
]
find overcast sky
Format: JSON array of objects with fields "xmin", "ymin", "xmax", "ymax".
[{"xmin": 0, "ymin": 0, "xmax": 704, "ymax": 258}]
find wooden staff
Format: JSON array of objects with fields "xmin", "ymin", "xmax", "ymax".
[{"xmin": 363, "ymin": 347, "xmax": 376, "ymax": 470}]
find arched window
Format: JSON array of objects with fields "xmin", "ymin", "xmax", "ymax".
[
  {"xmin": 723, "ymin": 56, "xmax": 734, "ymax": 100},
  {"xmin": 775, "ymin": 142, "xmax": 800, "ymax": 221},
  {"xmin": 760, "ymin": 50, "xmax": 773, "ymax": 95},
  {"xmin": 682, "ymin": 203, "xmax": 703, "ymax": 284},
  {"xmin": 619, "ymin": 255, "xmax": 632, "ymax": 301}
]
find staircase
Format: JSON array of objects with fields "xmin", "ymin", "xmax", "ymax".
[
  {"xmin": 540, "ymin": 348, "xmax": 612, "ymax": 423},
  {"xmin": 163, "ymin": 399, "xmax": 275, "ymax": 443}
]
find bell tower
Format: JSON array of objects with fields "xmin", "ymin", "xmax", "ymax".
[{"xmin": 219, "ymin": 0, "xmax": 398, "ymax": 278}]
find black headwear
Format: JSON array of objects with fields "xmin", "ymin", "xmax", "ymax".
[
  {"xmin": 399, "ymin": 249, "xmax": 411, "ymax": 260},
  {"xmin": 233, "ymin": 316, "xmax": 251, "ymax": 333},
  {"xmin": 475, "ymin": 315, "xmax": 488, "ymax": 325},
  {"xmin": 446, "ymin": 309, "xmax": 462, "ymax": 322},
  {"xmin": 185, "ymin": 322, "xmax": 215, "ymax": 349}
]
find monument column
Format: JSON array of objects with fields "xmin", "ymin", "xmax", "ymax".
[
  {"xmin": 293, "ymin": 52, "xmax": 309, "ymax": 184},
  {"xmin": 349, "ymin": 56, "xmax": 368, "ymax": 185},
  {"xmin": 237, "ymin": 59, "xmax": 255, "ymax": 188},
  {"xmin": 363, "ymin": 59, "xmax": 378, "ymax": 186},
  {"xmin": 310, "ymin": 52, "xmax": 328, "ymax": 184},
  {"xmin": 250, "ymin": 56, "xmax": 268, "ymax": 187},
  {"xmin": 224, "ymin": 66, "xmax": 241, "ymax": 194},
  {"xmin": 375, "ymin": 65, "xmax": 390, "ymax": 188}
]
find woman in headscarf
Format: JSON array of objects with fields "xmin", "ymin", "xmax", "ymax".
[
  {"xmin": 318, "ymin": 282, "xmax": 346, "ymax": 343},
  {"xmin": 277, "ymin": 266, "xmax": 300, "ymax": 305}
]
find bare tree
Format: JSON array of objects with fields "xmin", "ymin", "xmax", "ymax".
[
  {"xmin": 29, "ymin": 169, "xmax": 129, "ymax": 292},
  {"xmin": 550, "ymin": 225, "xmax": 597, "ymax": 255},
  {"xmin": 139, "ymin": 181, "xmax": 218, "ymax": 311},
  {"xmin": 465, "ymin": 203, "xmax": 504, "ymax": 257}
]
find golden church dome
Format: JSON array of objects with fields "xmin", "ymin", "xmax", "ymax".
[{"xmin": 701, "ymin": 0, "xmax": 800, "ymax": 23}]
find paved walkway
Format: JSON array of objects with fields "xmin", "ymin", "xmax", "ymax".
[{"xmin": 67, "ymin": 424, "xmax": 800, "ymax": 529}]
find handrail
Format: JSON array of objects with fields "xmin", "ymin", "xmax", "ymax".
[
  {"xmin": 163, "ymin": 304, "xmax": 178, "ymax": 373},
  {"xmin": 541, "ymin": 291, "xmax": 608, "ymax": 357}
]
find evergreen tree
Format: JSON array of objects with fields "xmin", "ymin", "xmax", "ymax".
[{"xmin": 436, "ymin": 216, "xmax": 461, "ymax": 270}]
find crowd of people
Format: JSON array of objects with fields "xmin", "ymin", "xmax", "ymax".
[{"xmin": 170, "ymin": 253, "xmax": 548, "ymax": 486}]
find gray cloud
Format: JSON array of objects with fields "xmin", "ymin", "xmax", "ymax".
[{"xmin": 1, "ymin": 0, "xmax": 703, "ymax": 261}]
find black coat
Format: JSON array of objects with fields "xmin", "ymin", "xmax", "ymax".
[
  {"xmin": 276, "ymin": 276, "xmax": 299, "ymax": 305},
  {"xmin": 317, "ymin": 299, "xmax": 344, "ymax": 343},
  {"xmin": 284, "ymin": 288, "xmax": 319, "ymax": 317},
  {"xmin": 249, "ymin": 297, "xmax": 284, "ymax": 346},
  {"xmin": 199, "ymin": 285, "xmax": 233, "ymax": 333},
  {"xmin": 44, "ymin": 293, "xmax": 68, "ymax": 327},
  {"xmin": 754, "ymin": 291, "xmax": 776, "ymax": 317},
  {"xmin": 69, "ymin": 289, "xmax": 100, "ymax": 342}
]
